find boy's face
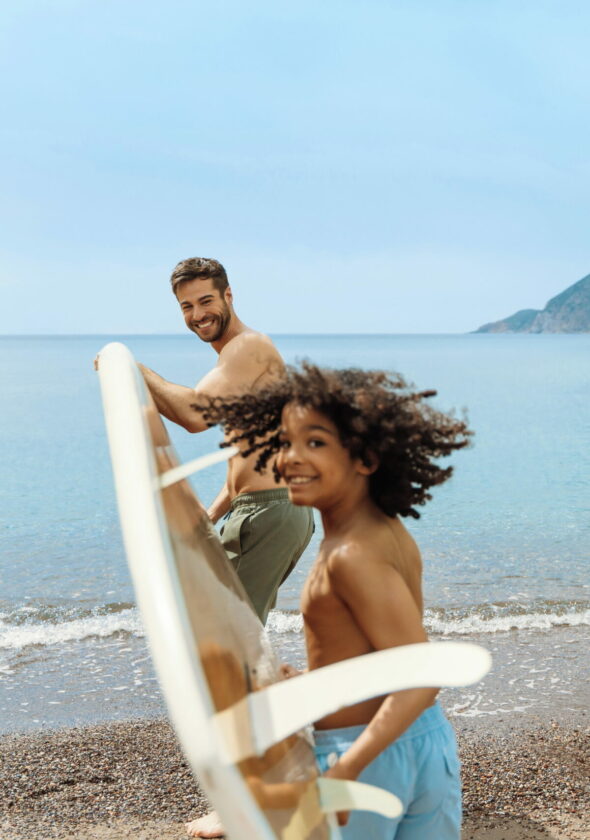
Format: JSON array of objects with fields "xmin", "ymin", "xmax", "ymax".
[{"xmin": 276, "ymin": 403, "xmax": 367, "ymax": 510}]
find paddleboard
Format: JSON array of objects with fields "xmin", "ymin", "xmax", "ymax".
[{"xmin": 98, "ymin": 341, "xmax": 491, "ymax": 840}]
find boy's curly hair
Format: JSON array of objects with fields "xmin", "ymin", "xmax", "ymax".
[{"xmin": 193, "ymin": 363, "xmax": 472, "ymax": 519}]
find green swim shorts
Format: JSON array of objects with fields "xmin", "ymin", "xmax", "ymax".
[{"xmin": 219, "ymin": 488, "xmax": 314, "ymax": 625}]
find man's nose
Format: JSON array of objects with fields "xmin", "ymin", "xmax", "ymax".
[{"xmin": 191, "ymin": 306, "xmax": 204, "ymax": 322}]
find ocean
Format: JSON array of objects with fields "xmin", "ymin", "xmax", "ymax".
[{"xmin": 1, "ymin": 334, "xmax": 588, "ymax": 733}]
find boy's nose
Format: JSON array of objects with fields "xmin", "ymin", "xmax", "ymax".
[{"xmin": 284, "ymin": 445, "xmax": 303, "ymax": 464}]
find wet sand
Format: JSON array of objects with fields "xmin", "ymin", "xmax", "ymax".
[{"xmin": 1, "ymin": 717, "xmax": 588, "ymax": 839}]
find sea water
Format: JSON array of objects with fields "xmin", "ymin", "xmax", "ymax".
[{"xmin": 1, "ymin": 334, "xmax": 588, "ymax": 733}]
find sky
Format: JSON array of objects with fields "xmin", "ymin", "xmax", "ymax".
[{"xmin": 1, "ymin": 0, "xmax": 589, "ymax": 334}]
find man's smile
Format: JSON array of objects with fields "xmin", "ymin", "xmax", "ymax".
[{"xmin": 194, "ymin": 317, "xmax": 215, "ymax": 329}]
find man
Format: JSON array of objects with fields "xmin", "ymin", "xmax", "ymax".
[{"xmin": 139, "ymin": 257, "xmax": 314, "ymax": 626}]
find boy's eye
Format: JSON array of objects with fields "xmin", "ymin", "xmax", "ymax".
[
  {"xmin": 308, "ymin": 438, "xmax": 325, "ymax": 448},
  {"xmin": 279, "ymin": 439, "xmax": 290, "ymax": 449}
]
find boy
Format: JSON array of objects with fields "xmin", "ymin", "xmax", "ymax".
[{"xmin": 195, "ymin": 363, "xmax": 471, "ymax": 838}]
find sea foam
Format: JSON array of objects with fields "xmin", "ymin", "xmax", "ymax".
[
  {"xmin": 1, "ymin": 603, "xmax": 588, "ymax": 652},
  {"xmin": 0, "ymin": 609, "xmax": 144, "ymax": 651},
  {"xmin": 424, "ymin": 607, "xmax": 590, "ymax": 636}
]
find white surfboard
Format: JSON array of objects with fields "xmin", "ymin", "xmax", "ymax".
[{"xmin": 98, "ymin": 341, "xmax": 491, "ymax": 840}]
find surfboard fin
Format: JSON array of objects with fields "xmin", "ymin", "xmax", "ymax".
[
  {"xmin": 317, "ymin": 777, "xmax": 403, "ymax": 819},
  {"xmin": 158, "ymin": 447, "xmax": 239, "ymax": 489},
  {"xmin": 279, "ymin": 777, "xmax": 402, "ymax": 840}
]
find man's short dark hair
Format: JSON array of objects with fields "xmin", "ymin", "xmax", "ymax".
[{"xmin": 170, "ymin": 257, "xmax": 229, "ymax": 296}]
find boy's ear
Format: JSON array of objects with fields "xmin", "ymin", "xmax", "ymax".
[{"xmin": 357, "ymin": 451, "xmax": 379, "ymax": 476}]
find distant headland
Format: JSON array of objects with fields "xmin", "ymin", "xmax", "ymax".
[{"xmin": 474, "ymin": 273, "xmax": 590, "ymax": 333}]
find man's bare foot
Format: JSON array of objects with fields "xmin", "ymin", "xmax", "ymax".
[
  {"xmin": 186, "ymin": 810, "xmax": 225, "ymax": 838},
  {"xmin": 280, "ymin": 663, "xmax": 304, "ymax": 679}
]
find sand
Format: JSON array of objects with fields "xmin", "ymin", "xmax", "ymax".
[{"xmin": 1, "ymin": 718, "xmax": 588, "ymax": 839}]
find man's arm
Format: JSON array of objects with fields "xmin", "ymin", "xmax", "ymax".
[
  {"xmin": 139, "ymin": 364, "xmax": 210, "ymax": 432},
  {"xmin": 139, "ymin": 332, "xmax": 283, "ymax": 435},
  {"xmin": 207, "ymin": 482, "xmax": 231, "ymax": 523},
  {"xmin": 96, "ymin": 354, "xmax": 207, "ymax": 430}
]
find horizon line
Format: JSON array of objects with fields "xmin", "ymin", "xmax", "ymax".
[{"xmin": 0, "ymin": 330, "xmax": 478, "ymax": 338}]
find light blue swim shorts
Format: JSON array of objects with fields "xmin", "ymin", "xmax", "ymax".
[{"xmin": 314, "ymin": 702, "xmax": 461, "ymax": 840}]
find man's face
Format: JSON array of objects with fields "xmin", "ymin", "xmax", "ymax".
[{"xmin": 176, "ymin": 278, "xmax": 232, "ymax": 343}]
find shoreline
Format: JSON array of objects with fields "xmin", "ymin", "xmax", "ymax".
[{"xmin": 1, "ymin": 716, "xmax": 588, "ymax": 840}]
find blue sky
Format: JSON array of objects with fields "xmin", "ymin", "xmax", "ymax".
[{"xmin": 1, "ymin": 1, "xmax": 589, "ymax": 334}]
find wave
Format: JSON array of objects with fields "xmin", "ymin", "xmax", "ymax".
[
  {"xmin": 266, "ymin": 603, "xmax": 590, "ymax": 638},
  {"xmin": 267, "ymin": 611, "xmax": 304, "ymax": 635},
  {"xmin": 1, "ymin": 600, "xmax": 588, "ymax": 652},
  {"xmin": 0, "ymin": 608, "xmax": 144, "ymax": 651},
  {"xmin": 0, "ymin": 601, "xmax": 135, "ymax": 627},
  {"xmin": 424, "ymin": 607, "xmax": 590, "ymax": 635}
]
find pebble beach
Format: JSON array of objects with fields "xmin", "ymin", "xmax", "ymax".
[{"xmin": 1, "ymin": 717, "xmax": 587, "ymax": 840}]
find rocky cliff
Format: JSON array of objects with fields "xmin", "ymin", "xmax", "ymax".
[{"xmin": 474, "ymin": 273, "xmax": 590, "ymax": 333}]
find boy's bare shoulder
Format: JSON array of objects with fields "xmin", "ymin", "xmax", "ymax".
[
  {"xmin": 326, "ymin": 537, "xmax": 396, "ymax": 580},
  {"xmin": 326, "ymin": 519, "xmax": 420, "ymax": 582}
]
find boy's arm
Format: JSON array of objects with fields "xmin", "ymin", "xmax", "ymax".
[{"xmin": 326, "ymin": 551, "xmax": 438, "ymax": 783}]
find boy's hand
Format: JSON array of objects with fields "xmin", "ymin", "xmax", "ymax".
[{"xmin": 323, "ymin": 759, "xmax": 359, "ymax": 826}]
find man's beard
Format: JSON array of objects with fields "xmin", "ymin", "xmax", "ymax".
[{"xmin": 193, "ymin": 303, "xmax": 231, "ymax": 343}]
